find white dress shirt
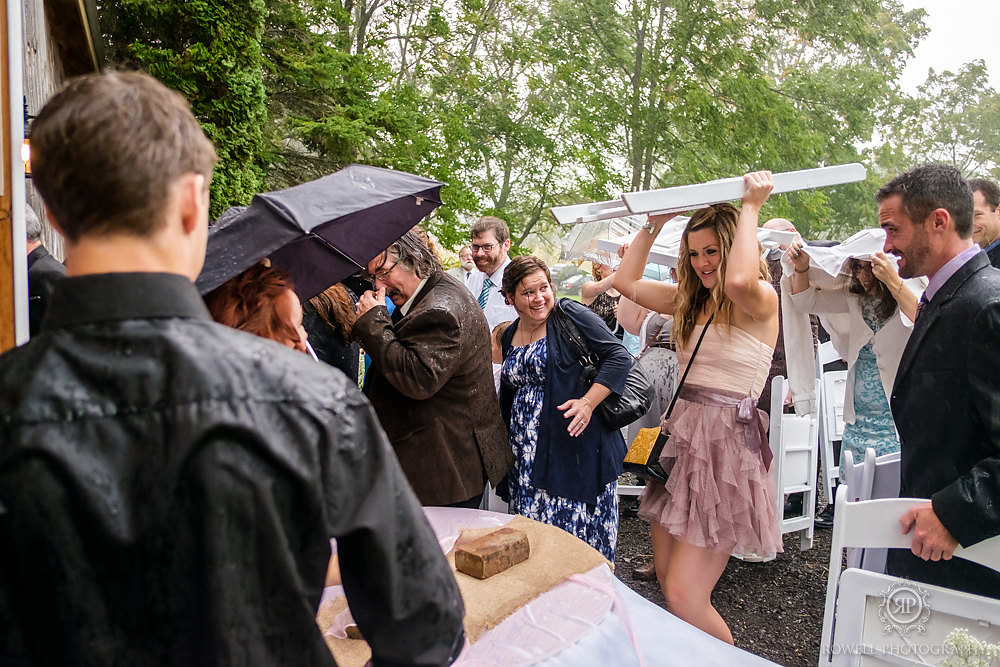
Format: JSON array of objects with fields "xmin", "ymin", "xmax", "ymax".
[
  {"xmin": 466, "ymin": 258, "xmax": 517, "ymax": 331},
  {"xmin": 399, "ymin": 277, "xmax": 429, "ymax": 317}
]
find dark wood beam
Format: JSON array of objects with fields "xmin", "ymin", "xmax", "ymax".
[{"xmin": 43, "ymin": 0, "xmax": 100, "ymax": 76}]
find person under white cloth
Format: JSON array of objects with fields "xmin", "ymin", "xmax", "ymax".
[
  {"xmin": 780, "ymin": 228, "xmax": 925, "ymax": 414},
  {"xmin": 466, "ymin": 216, "xmax": 518, "ymax": 330},
  {"xmin": 783, "ymin": 232, "xmax": 927, "ymax": 479}
]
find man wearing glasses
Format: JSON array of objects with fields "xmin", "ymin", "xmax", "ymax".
[
  {"xmin": 466, "ymin": 216, "xmax": 518, "ymax": 330},
  {"xmin": 354, "ymin": 232, "xmax": 513, "ymax": 508}
]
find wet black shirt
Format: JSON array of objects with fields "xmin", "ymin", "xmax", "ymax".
[{"xmin": 0, "ymin": 272, "xmax": 463, "ymax": 666}]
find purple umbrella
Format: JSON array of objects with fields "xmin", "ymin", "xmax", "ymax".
[{"xmin": 196, "ymin": 164, "xmax": 444, "ymax": 300}]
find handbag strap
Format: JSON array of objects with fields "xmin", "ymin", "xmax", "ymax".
[
  {"xmin": 662, "ymin": 313, "xmax": 715, "ymax": 421},
  {"xmin": 551, "ymin": 300, "xmax": 599, "ymax": 368}
]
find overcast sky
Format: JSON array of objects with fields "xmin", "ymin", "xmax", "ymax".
[{"xmin": 899, "ymin": 0, "xmax": 999, "ymax": 92}]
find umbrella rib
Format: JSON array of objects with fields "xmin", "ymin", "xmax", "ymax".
[{"xmin": 308, "ymin": 232, "xmax": 365, "ymax": 270}]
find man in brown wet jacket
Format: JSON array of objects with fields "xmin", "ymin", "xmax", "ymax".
[{"xmin": 354, "ymin": 231, "xmax": 513, "ymax": 507}]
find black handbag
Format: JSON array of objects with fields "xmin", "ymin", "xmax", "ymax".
[
  {"xmin": 550, "ymin": 300, "xmax": 654, "ymax": 430},
  {"xmin": 622, "ymin": 313, "xmax": 714, "ymax": 483}
]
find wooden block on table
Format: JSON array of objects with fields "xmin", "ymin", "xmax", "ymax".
[{"xmin": 454, "ymin": 527, "xmax": 530, "ymax": 579}]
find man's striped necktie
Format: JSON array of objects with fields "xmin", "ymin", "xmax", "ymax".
[{"xmin": 478, "ymin": 277, "xmax": 492, "ymax": 309}]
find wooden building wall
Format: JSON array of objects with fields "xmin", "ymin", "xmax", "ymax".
[{"xmin": 22, "ymin": 0, "xmax": 72, "ymax": 259}]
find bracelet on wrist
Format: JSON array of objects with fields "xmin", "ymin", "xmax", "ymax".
[
  {"xmin": 794, "ymin": 266, "xmax": 809, "ymax": 274},
  {"xmin": 580, "ymin": 397, "xmax": 592, "ymax": 409}
]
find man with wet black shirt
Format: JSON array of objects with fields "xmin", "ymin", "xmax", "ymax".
[{"xmin": 0, "ymin": 72, "xmax": 463, "ymax": 666}]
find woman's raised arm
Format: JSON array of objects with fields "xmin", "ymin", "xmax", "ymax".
[
  {"xmin": 616, "ymin": 296, "xmax": 649, "ymax": 336},
  {"xmin": 612, "ymin": 213, "xmax": 679, "ymax": 315},
  {"xmin": 723, "ymin": 172, "xmax": 778, "ymax": 321},
  {"xmin": 580, "ymin": 272, "xmax": 617, "ymax": 304},
  {"xmin": 872, "ymin": 251, "xmax": 920, "ymax": 322}
]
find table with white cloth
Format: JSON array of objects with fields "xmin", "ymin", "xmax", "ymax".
[{"xmin": 318, "ymin": 507, "xmax": 777, "ymax": 667}]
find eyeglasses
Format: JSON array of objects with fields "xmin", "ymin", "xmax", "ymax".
[
  {"xmin": 368, "ymin": 261, "xmax": 398, "ymax": 282},
  {"xmin": 470, "ymin": 243, "xmax": 497, "ymax": 253}
]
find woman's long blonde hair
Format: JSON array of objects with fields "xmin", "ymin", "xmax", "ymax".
[{"xmin": 673, "ymin": 203, "xmax": 770, "ymax": 347}]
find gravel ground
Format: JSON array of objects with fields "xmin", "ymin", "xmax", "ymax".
[{"xmin": 615, "ymin": 496, "xmax": 832, "ymax": 667}]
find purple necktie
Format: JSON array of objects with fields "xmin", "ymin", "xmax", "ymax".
[{"xmin": 916, "ymin": 293, "xmax": 929, "ymax": 321}]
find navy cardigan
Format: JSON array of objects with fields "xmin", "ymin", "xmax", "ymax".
[{"xmin": 500, "ymin": 299, "xmax": 630, "ymax": 504}]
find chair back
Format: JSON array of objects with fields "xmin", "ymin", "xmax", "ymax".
[
  {"xmin": 819, "ymin": 488, "xmax": 1000, "ymax": 665},
  {"xmin": 767, "ymin": 375, "xmax": 819, "ymax": 554},
  {"xmin": 857, "ymin": 451, "xmax": 901, "ymax": 574},
  {"xmin": 839, "ymin": 448, "xmax": 876, "ymax": 569},
  {"xmin": 816, "ymin": 340, "xmax": 840, "ymax": 368},
  {"xmin": 817, "ymin": 369, "xmax": 848, "ymax": 504}
]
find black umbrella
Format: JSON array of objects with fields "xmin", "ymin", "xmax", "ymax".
[{"xmin": 195, "ymin": 164, "xmax": 444, "ymax": 300}]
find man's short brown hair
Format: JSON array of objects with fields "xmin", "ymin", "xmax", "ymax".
[
  {"xmin": 875, "ymin": 164, "xmax": 973, "ymax": 239},
  {"xmin": 30, "ymin": 71, "xmax": 217, "ymax": 242},
  {"xmin": 970, "ymin": 178, "xmax": 1000, "ymax": 209},
  {"xmin": 470, "ymin": 215, "xmax": 510, "ymax": 244}
]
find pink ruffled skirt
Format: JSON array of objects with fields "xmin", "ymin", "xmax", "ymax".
[{"xmin": 638, "ymin": 392, "xmax": 783, "ymax": 558}]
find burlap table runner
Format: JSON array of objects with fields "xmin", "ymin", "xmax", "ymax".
[{"xmin": 316, "ymin": 514, "xmax": 612, "ymax": 665}]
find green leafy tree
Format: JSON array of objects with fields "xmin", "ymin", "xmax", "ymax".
[
  {"xmin": 538, "ymin": 0, "xmax": 927, "ymax": 239},
  {"xmin": 370, "ymin": 0, "xmax": 590, "ymax": 250},
  {"xmin": 104, "ymin": 0, "xmax": 966, "ymax": 247},
  {"xmin": 261, "ymin": 0, "xmax": 435, "ymax": 189},
  {"xmin": 877, "ymin": 61, "xmax": 1000, "ymax": 179},
  {"xmin": 100, "ymin": 0, "xmax": 268, "ymax": 218}
]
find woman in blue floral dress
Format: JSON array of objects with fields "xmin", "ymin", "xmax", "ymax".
[{"xmin": 498, "ymin": 257, "xmax": 632, "ymax": 562}]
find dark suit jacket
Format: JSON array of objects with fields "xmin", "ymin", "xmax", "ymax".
[
  {"xmin": 887, "ymin": 250, "xmax": 1000, "ymax": 598},
  {"xmin": 987, "ymin": 241, "xmax": 1000, "ymax": 269},
  {"xmin": 27, "ymin": 245, "xmax": 66, "ymax": 337},
  {"xmin": 353, "ymin": 270, "xmax": 513, "ymax": 506}
]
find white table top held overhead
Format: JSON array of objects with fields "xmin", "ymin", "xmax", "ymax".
[{"xmin": 549, "ymin": 163, "xmax": 867, "ymax": 226}]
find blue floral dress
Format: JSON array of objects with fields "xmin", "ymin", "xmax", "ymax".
[
  {"xmin": 502, "ymin": 337, "xmax": 619, "ymax": 561},
  {"xmin": 840, "ymin": 299, "xmax": 900, "ymax": 474}
]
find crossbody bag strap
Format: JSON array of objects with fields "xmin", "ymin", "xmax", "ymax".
[
  {"xmin": 552, "ymin": 301, "xmax": 598, "ymax": 367},
  {"xmin": 662, "ymin": 313, "xmax": 715, "ymax": 421}
]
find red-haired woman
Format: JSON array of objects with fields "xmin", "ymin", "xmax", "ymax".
[{"xmin": 204, "ymin": 263, "xmax": 309, "ymax": 354}]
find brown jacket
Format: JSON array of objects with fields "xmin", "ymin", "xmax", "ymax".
[{"xmin": 353, "ymin": 270, "xmax": 513, "ymax": 505}]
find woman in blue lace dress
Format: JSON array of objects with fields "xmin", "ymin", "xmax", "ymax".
[
  {"xmin": 787, "ymin": 246, "xmax": 921, "ymax": 473},
  {"xmin": 498, "ymin": 256, "xmax": 632, "ymax": 561}
]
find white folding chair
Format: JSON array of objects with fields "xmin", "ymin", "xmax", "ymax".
[
  {"xmin": 767, "ymin": 375, "xmax": 820, "ymax": 554},
  {"xmin": 819, "ymin": 488, "xmax": 1000, "ymax": 666},
  {"xmin": 818, "ymin": 369, "xmax": 848, "ymax": 504},
  {"xmin": 816, "ymin": 340, "xmax": 841, "ymax": 369},
  {"xmin": 840, "ymin": 448, "xmax": 876, "ymax": 569},
  {"xmin": 858, "ymin": 451, "xmax": 901, "ymax": 574}
]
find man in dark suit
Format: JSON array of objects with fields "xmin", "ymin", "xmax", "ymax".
[
  {"xmin": 354, "ymin": 231, "xmax": 513, "ymax": 507},
  {"xmin": 25, "ymin": 204, "xmax": 66, "ymax": 337},
  {"xmin": 880, "ymin": 164, "xmax": 1000, "ymax": 599},
  {"xmin": 970, "ymin": 178, "xmax": 1000, "ymax": 268}
]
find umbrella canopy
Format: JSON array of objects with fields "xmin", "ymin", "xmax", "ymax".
[
  {"xmin": 196, "ymin": 164, "xmax": 444, "ymax": 300},
  {"xmin": 559, "ymin": 215, "xmax": 647, "ymax": 267}
]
